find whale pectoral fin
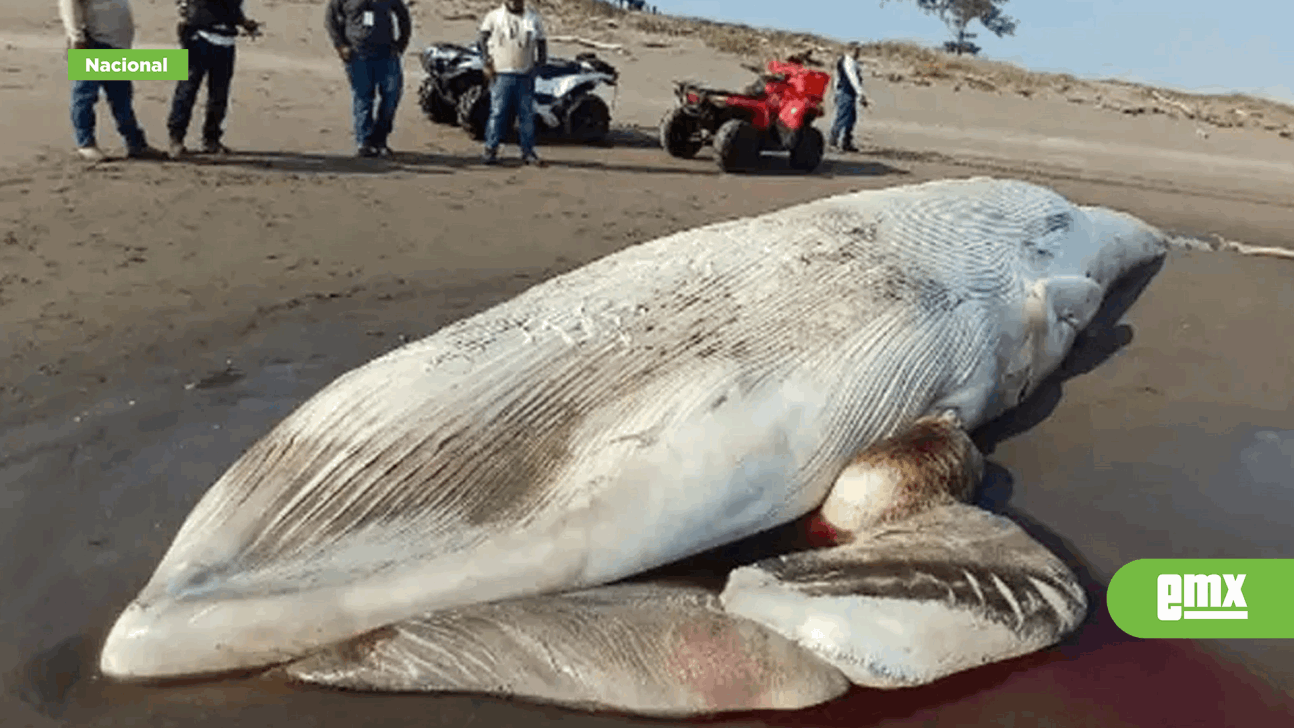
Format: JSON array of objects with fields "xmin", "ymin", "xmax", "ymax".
[
  {"xmin": 283, "ymin": 582, "xmax": 851, "ymax": 716},
  {"xmin": 719, "ymin": 503, "xmax": 1088, "ymax": 689}
]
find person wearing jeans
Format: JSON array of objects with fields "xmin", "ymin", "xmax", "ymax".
[
  {"xmin": 59, "ymin": 0, "xmax": 165, "ymax": 161},
  {"xmin": 345, "ymin": 54, "xmax": 404, "ymax": 156},
  {"xmin": 167, "ymin": 1, "xmax": 262, "ymax": 158},
  {"xmin": 829, "ymin": 44, "xmax": 870, "ymax": 153},
  {"xmin": 484, "ymin": 71, "xmax": 537, "ymax": 164},
  {"xmin": 478, "ymin": 0, "xmax": 547, "ymax": 166},
  {"xmin": 325, "ymin": 0, "xmax": 412, "ymax": 157}
]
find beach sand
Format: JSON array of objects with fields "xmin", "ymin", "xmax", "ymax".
[{"xmin": 3, "ymin": 1, "xmax": 1294, "ymax": 726}]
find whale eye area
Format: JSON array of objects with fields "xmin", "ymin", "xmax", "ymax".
[{"xmin": 1044, "ymin": 212, "xmax": 1073, "ymax": 235}]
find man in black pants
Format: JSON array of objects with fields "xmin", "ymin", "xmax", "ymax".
[{"xmin": 167, "ymin": 1, "xmax": 261, "ymax": 158}]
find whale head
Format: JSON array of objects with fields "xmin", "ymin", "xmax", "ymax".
[{"xmin": 1006, "ymin": 201, "xmax": 1167, "ymax": 408}]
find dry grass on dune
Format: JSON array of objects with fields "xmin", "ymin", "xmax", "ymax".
[
  {"xmin": 416, "ymin": 0, "xmax": 1294, "ymax": 138},
  {"xmin": 848, "ymin": 39, "xmax": 1294, "ymax": 136}
]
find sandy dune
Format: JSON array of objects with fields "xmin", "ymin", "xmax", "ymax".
[{"xmin": 3, "ymin": 1, "xmax": 1294, "ymax": 727}]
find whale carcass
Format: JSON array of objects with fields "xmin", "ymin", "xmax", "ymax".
[{"xmin": 100, "ymin": 177, "xmax": 1167, "ymax": 714}]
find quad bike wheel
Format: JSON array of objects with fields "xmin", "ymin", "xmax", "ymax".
[
  {"xmin": 713, "ymin": 119, "xmax": 760, "ymax": 172},
  {"xmin": 564, "ymin": 95, "xmax": 611, "ymax": 143},
  {"xmin": 418, "ymin": 78, "xmax": 457, "ymax": 125},
  {"xmin": 457, "ymin": 85, "xmax": 490, "ymax": 141},
  {"xmin": 659, "ymin": 107, "xmax": 703, "ymax": 159},
  {"xmin": 788, "ymin": 126, "xmax": 825, "ymax": 172}
]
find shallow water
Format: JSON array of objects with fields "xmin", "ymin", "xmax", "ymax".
[{"xmin": 3, "ymin": 254, "xmax": 1293, "ymax": 727}]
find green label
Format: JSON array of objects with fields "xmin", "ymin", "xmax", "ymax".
[
  {"xmin": 68, "ymin": 49, "xmax": 188, "ymax": 80},
  {"xmin": 1108, "ymin": 559, "xmax": 1294, "ymax": 638}
]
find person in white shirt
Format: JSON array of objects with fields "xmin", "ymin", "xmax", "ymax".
[
  {"xmin": 477, "ymin": 0, "xmax": 547, "ymax": 166},
  {"xmin": 829, "ymin": 44, "xmax": 870, "ymax": 153},
  {"xmin": 59, "ymin": 0, "xmax": 166, "ymax": 161}
]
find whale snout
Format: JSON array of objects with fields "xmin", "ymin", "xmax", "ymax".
[{"xmin": 1081, "ymin": 206, "xmax": 1169, "ymax": 287}]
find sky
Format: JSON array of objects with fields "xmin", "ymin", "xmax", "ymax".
[{"xmin": 658, "ymin": 1, "xmax": 1294, "ymax": 105}]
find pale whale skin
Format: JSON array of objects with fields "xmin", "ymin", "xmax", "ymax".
[
  {"xmin": 100, "ymin": 177, "xmax": 1166, "ymax": 680},
  {"xmin": 283, "ymin": 582, "xmax": 853, "ymax": 716}
]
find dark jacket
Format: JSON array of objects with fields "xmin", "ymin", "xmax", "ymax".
[
  {"xmin": 326, "ymin": 0, "xmax": 411, "ymax": 59},
  {"xmin": 177, "ymin": 0, "xmax": 246, "ymax": 37}
]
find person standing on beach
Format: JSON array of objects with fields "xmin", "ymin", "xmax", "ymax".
[
  {"xmin": 477, "ymin": 0, "xmax": 548, "ymax": 167},
  {"xmin": 59, "ymin": 0, "xmax": 167, "ymax": 162},
  {"xmin": 829, "ymin": 44, "xmax": 870, "ymax": 153},
  {"xmin": 325, "ymin": 0, "xmax": 412, "ymax": 158},
  {"xmin": 167, "ymin": 1, "xmax": 262, "ymax": 158}
]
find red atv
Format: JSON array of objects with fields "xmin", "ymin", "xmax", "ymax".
[{"xmin": 660, "ymin": 59, "xmax": 830, "ymax": 173}]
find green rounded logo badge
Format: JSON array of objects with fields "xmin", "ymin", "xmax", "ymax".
[{"xmin": 1108, "ymin": 559, "xmax": 1294, "ymax": 639}]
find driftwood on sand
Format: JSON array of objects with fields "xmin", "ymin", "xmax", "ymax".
[
  {"xmin": 1150, "ymin": 90, "xmax": 1198, "ymax": 119},
  {"xmin": 1224, "ymin": 242, "xmax": 1294, "ymax": 260},
  {"xmin": 550, "ymin": 35, "xmax": 627, "ymax": 53},
  {"xmin": 1169, "ymin": 234, "xmax": 1294, "ymax": 260}
]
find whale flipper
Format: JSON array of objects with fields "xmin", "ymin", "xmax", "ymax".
[
  {"xmin": 721, "ymin": 411, "xmax": 1085, "ymax": 689},
  {"xmin": 719, "ymin": 503, "xmax": 1087, "ymax": 689},
  {"xmin": 283, "ymin": 582, "xmax": 850, "ymax": 716}
]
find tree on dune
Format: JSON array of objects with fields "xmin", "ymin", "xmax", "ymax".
[{"xmin": 881, "ymin": 0, "xmax": 1019, "ymax": 55}]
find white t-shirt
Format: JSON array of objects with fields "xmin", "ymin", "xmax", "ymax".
[
  {"xmin": 837, "ymin": 54, "xmax": 865, "ymax": 97},
  {"xmin": 480, "ymin": 5, "xmax": 546, "ymax": 74}
]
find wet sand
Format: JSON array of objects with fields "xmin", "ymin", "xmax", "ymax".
[{"xmin": 3, "ymin": 1, "xmax": 1294, "ymax": 726}]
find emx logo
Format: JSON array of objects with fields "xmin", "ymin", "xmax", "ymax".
[
  {"xmin": 1110, "ymin": 559, "xmax": 1293, "ymax": 638},
  {"xmin": 1157, "ymin": 573, "xmax": 1246, "ymax": 620}
]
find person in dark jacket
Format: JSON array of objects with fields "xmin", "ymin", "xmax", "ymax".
[
  {"xmin": 167, "ymin": 1, "xmax": 262, "ymax": 158},
  {"xmin": 325, "ymin": 0, "xmax": 412, "ymax": 157}
]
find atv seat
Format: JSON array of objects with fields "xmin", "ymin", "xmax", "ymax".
[
  {"xmin": 680, "ymin": 83, "xmax": 756, "ymax": 100},
  {"xmin": 535, "ymin": 60, "xmax": 581, "ymax": 80},
  {"xmin": 435, "ymin": 43, "xmax": 474, "ymax": 55}
]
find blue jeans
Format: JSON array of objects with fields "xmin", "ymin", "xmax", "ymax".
[
  {"xmin": 829, "ymin": 86, "xmax": 857, "ymax": 148},
  {"xmin": 345, "ymin": 54, "xmax": 403, "ymax": 149},
  {"xmin": 70, "ymin": 41, "xmax": 147, "ymax": 150},
  {"xmin": 485, "ymin": 72, "xmax": 536, "ymax": 157},
  {"xmin": 167, "ymin": 33, "xmax": 236, "ymax": 145}
]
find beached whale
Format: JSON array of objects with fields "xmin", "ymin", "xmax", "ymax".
[{"xmin": 99, "ymin": 177, "xmax": 1166, "ymax": 713}]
